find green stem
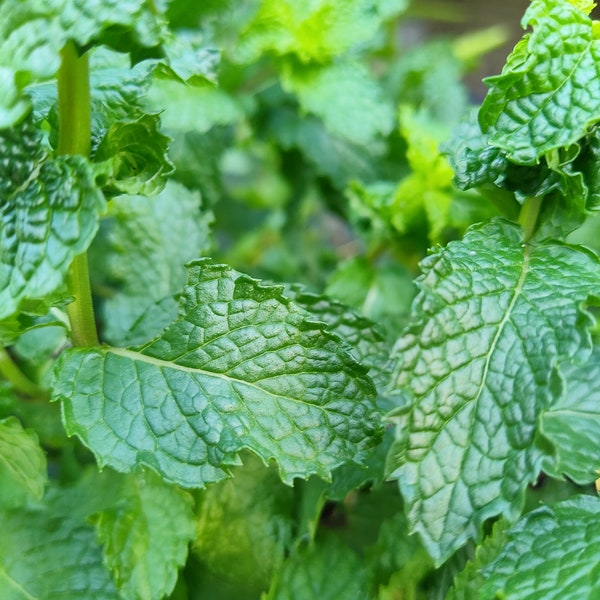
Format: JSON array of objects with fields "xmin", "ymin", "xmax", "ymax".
[
  {"xmin": 57, "ymin": 42, "xmax": 98, "ymax": 347},
  {"xmin": 518, "ymin": 196, "xmax": 543, "ymax": 243},
  {"xmin": 0, "ymin": 347, "xmax": 43, "ymax": 397}
]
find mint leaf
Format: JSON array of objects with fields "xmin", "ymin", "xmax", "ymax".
[
  {"xmin": 0, "ymin": 117, "xmax": 105, "ymax": 320},
  {"xmin": 0, "ymin": 416, "xmax": 47, "ymax": 510},
  {"xmin": 480, "ymin": 0, "xmax": 600, "ymax": 163},
  {"xmin": 91, "ymin": 470, "xmax": 194, "ymax": 600},
  {"xmin": 264, "ymin": 535, "xmax": 370, "ymax": 600},
  {"xmin": 387, "ymin": 219, "xmax": 600, "ymax": 563},
  {"xmin": 193, "ymin": 453, "xmax": 294, "ymax": 594},
  {"xmin": 0, "ymin": 495, "xmax": 118, "ymax": 599},
  {"xmin": 54, "ymin": 260, "xmax": 381, "ymax": 487},
  {"xmin": 480, "ymin": 495, "xmax": 600, "ymax": 598},
  {"xmin": 89, "ymin": 181, "xmax": 212, "ymax": 345},
  {"xmin": 281, "ymin": 61, "xmax": 394, "ymax": 146},
  {"xmin": 541, "ymin": 347, "xmax": 600, "ymax": 484}
]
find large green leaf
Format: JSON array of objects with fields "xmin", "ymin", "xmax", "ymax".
[
  {"xmin": 479, "ymin": 495, "xmax": 600, "ymax": 598},
  {"xmin": 541, "ymin": 347, "xmax": 600, "ymax": 484},
  {"xmin": 0, "ymin": 117, "xmax": 105, "ymax": 321},
  {"xmin": 90, "ymin": 470, "xmax": 195, "ymax": 600},
  {"xmin": 53, "ymin": 260, "xmax": 381, "ymax": 488},
  {"xmin": 480, "ymin": 0, "xmax": 600, "ymax": 163},
  {"xmin": 386, "ymin": 219, "xmax": 600, "ymax": 563},
  {"xmin": 0, "ymin": 417, "xmax": 47, "ymax": 510}
]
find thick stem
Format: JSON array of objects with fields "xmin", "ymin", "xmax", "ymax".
[
  {"xmin": 0, "ymin": 347, "xmax": 43, "ymax": 397},
  {"xmin": 518, "ymin": 196, "xmax": 543, "ymax": 243},
  {"xmin": 57, "ymin": 42, "xmax": 98, "ymax": 346}
]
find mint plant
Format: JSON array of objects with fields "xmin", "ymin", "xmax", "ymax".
[{"xmin": 3, "ymin": 0, "xmax": 600, "ymax": 598}]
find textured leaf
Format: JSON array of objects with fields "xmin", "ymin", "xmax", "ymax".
[
  {"xmin": 263, "ymin": 535, "xmax": 370, "ymax": 600},
  {"xmin": 89, "ymin": 181, "xmax": 212, "ymax": 345},
  {"xmin": 281, "ymin": 61, "xmax": 394, "ymax": 146},
  {"xmin": 53, "ymin": 260, "xmax": 381, "ymax": 488},
  {"xmin": 480, "ymin": 0, "xmax": 600, "ymax": 163},
  {"xmin": 0, "ymin": 494, "xmax": 118, "ymax": 599},
  {"xmin": 193, "ymin": 453, "xmax": 295, "ymax": 594},
  {"xmin": 386, "ymin": 219, "xmax": 600, "ymax": 563},
  {"xmin": 0, "ymin": 116, "xmax": 105, "ymax": 320},
  {"xmin": 541, "ymin": 347, "xmax": 600, "ymax": 484},
  {"xmin": 480, "ymin": 495, "xmax": 600, "ymax": 599},
  {"xmin": 91, "ymin": 470, "xmax": 195, "ymax": 600},
  {"xmin": 0, "ymin": 417, "xmax": 47, "ymax": 510}
]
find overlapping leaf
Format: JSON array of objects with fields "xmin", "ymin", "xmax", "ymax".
[
  {"xmin": 0, "ymin": 416, "xmax": 47, "ymax": 510},
  {"xmin": 480, "ymin": 0, "xmax": 600, "ymax": 163},
  {"xmin": 479, "ymin": 496, "xmax": 600, "ymax": 598},
  {"xmin": 0, "ymin": 117, "xmax": 105, "ymax": 321},
  {"xmin": 386, "ymin": 219, "xmax": 600, "ymax": 563},
  {"xmin": 53, "ymin": 260, "xmax": 381, "ymax": 488}
]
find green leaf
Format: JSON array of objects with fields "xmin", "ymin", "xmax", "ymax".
[
  {"xmin": 89, "ymin": 181, "xmax": 212, "ymax": 345},
  {"xmin": 386, "ymin": 219, "xmax": 600, "ymax": 563},
  {"xmin": 0, "ymin": 492, "xmax": 118, "ymax": 599},
  {"xmin": 263, "ymin": 535, "xmax": 370, "ymax": 600},
  {"xmin": 281, "ymin": 61, "xmax": 394, "ymax": 146},
  {"xmin": 90, "ymin": 470, "xmax": 195, "ymax": 600},
  {"xmin": 479, "ymin": 0, "xmax": 600, "ymax": 163},
  {"xmin": 193, "ymin": 453, "xmax": 295, "ymax": 594},
  {"xmin": 480, "ymin": 495, "xmax": 600, "ymax": 598},
  {"xmin": 0, "ymin": 116, "xmax": 106, "ymax": 321},
  {"xmin": 0, "ymin": 417, "xmax": 47, "ymax": 510},
  {"xmin": 541, "ymin": 347, "xmax": 600, "ymax": 484},
  {"xmin": 53, "ymin": 260, "xmax": 381, "ymax": 488}
]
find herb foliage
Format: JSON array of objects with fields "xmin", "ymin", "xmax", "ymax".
[{"xmin": 2, "ymin": 0, "xmax": 600, "ymax": 598}]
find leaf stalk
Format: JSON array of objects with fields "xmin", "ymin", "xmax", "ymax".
[{"xmin": 518, "ymin": 196, "xmax": 543, "ymax": 242}]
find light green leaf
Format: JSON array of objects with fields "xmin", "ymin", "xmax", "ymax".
[
  {"xmin": 541, "ymin": 347, "xmax": 600, "ymax": 484},
  {"xmin": 282, "ymin": 61, "xmax": 394, "ymax": 146},
  {"xmin": 91, "ymin": 470, "xmax": 195, "ymax": 600},
  {"xmin": 386, "ymin": 219, "xmax": 600, "ymax": 564},
  {"xmin": 480, "ymin": 495, "xmax": 600, "ymax": 599},
  {"xmin": 89, "ymin": 181, "xmax": 212, "ymax": 345},
  {"xmin": 0, "ymin": 417, "xmax": 47, "ymax": 510},
  {"xmin": 263, "ymin": 535, "xmax": 370, "ymax": 600},
  {"xmin": 53, "ymin": 260, "xmax": 381, "ymax": 488},
  {"xmin": 193, "ymin": 453, "xmax": 294, "ymax": 594},
  {"xmin": 0, "ymin": 116, "xmax": 105, "ymax": 321},
  {"xmin": 0, "ymin": 494, "xmax": 118, "ymax": 599},
  {"xmin": 0, "ymin": 67, "xmax": 31, "ymax": 129},
  {"xmin": 480, "ymin": 0, "xmax": 600, "ymax": 163}
]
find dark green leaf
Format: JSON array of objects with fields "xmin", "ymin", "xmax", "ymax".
[
  {"xmin": 54, "ymin": 260, "xmax": 381, "ymax": 488},
  {"xmin": 387, "ymin": 219, "xmax": 600, "ymax": 563}
]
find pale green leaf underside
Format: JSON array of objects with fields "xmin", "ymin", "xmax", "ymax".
[
  {"xmin": 0, "ymin": 118, "xmax": 105, "ymax": 320},
  {"xmin": 480, "ymin": 0, "xmax": 600, "ymax": 163},
  {"xmin": 481, "ymin": 495, "xmax": 600, "ymax": 599},
  {"xmin": 387, "ymin": 219, "xmax": 600, "ymax": 563},
  {"xmin": 92, "ymin": 470, "xmax": 194, "ymax": 600},
  {"xmin": 542, "ymin": 347, "xmax": 600, "ymax": 484},
  {"xmin": 54, "ymin": 260, "xmax": 380, "ymax": 488},
  {"xmin": 0, "ymin": 417, "xmax": 47, "ymax": 510}
]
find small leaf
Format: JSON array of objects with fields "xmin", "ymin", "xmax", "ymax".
[
  {"xmin": 53, "ymin": 260, "xmax": 381, "ymax": 488},
  {"xmin": 91, "ymin": 470, "xmax": 195, "ymax": 600},
  {"xmin": 0, "ymin": 116, "xmax": 105, "ymax": 320},
  {"xmin": 480, "ymin": 495, "xmax": 600, "ymax": 598},
  {"xmin": 479, "ymin": 0, "xmax": 600, "ymax": 163},
  {"xmin": 541, "ymin": 347, "xmax": 600, "ymax": 484},
  {"xmin": 387, "ymin": 219, "xmax": 600, "ymax": 563},
  {"xmin": 0, "ymin": 416, "xmax": 47, "ymax": 510}
]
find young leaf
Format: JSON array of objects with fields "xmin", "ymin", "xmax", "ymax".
[
  {"xmin": 0, "ymin": 416, "xmax": 47, "ymax": 510},
  {"xmin": 53, "ymin": 260, "xmax": 381, "ymax": 488},
  {"xmin": 480, "ymin": 495, "xmax": 600, "ymax": 598},
  {"xmin": 387, "ymin": 218, "xmax": 600, "ymax": 563},
  {"xmin": 90, "ymin": 470, "xmax": 195, "ymax": 600},
  {"xmin": 0, "ymin": 116, "xmax": 105, "ymax": 320},
  {"xmin": 480, "ymin": 0, "xmax": 600, "ymax": 163},
  {"xmin": 541, "ymin": 347, "xmax": 600, "ymax": 484}
]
